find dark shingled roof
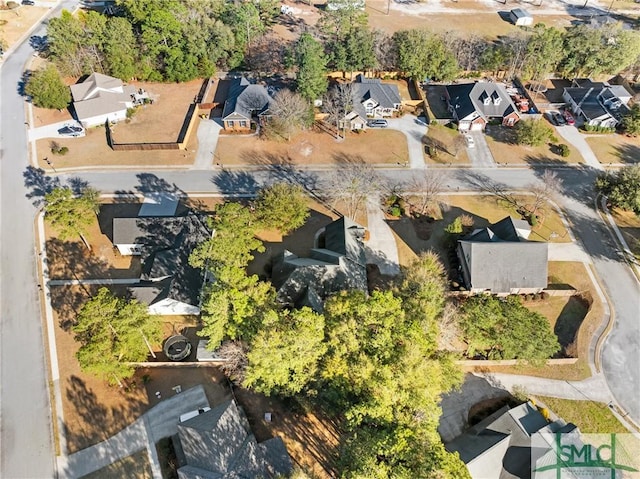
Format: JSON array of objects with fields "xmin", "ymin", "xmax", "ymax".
[
  {"xmin": 177, "ymin": 401, "xmax": 292, "ymax": 479},
  {"xmin": 222, "ymin": 77, "xmax": 271, "ymax": 121},
  {"xmin": 458, "ymin": 217, "xmax": 547, "ymax": 292},
  {"xmin": 127, "ymin": 213, "xmax": 210, "ymax": 309},
  {"xmin": 447, "ymin": 402, "xmax": 577, "ymax": 479},
  {"xmin": 272, "ymin": 217, "xmax": 367, "ymax": 311},
  {"xmin": 350, "ymin": 75, "xmax": 402, "ymax": 119},
  {"xmin": 564, "ymin": 86, "xmax": 630, "ymax": 122},
  {"xmin": 446, "ymin": 82, "xmax": 519, "ymax": 122}
]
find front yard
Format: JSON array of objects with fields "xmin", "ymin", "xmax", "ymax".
[
  {"xmin": 611, "ymin": 208, "xmax": 640, "ymax": 261},
  {"xmin": 423, "ymin": 123, "xmax": 470, "ymax": 165},
  {"xmin": 485, "ymin": 124, "xmax": 585, "ymax": 165},
  {"xmin": 534, "ymin": 397, "xmax": 630, "ymax": 434},
  {"xmin": 215, "ymin": 128, "xmax": 409, "ymax": 166},
  {"xmin": 586, "ymin": 134, "xmax": 640, "ymax": 166}
]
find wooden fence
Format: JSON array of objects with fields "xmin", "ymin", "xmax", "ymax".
[{"xmin": 106, "ymin": 77, "xmax": 214, "ymax": 152}]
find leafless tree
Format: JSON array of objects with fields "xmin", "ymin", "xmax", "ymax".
[
  {"xmin": 502, "ymin": 31, "xmax": 531, "ymax": 79},
  {"xmin": 442, "ymin": 33, "xmax": 489, "ymax": 72},
  {"xmin": 325, "ymin": 160, "xmax": 383, "ymax": 218},
  {"xmin": 408, "ymin": 170, "xmax": 447, "ymax": 216},
  {"xmin": 437, "ymin": 302, "xmax": 463, "ymax": 351},
  {"xmin": 372, "ymin": 29, "xmax": 397, "ymax": 73},
  {"xmin": 527, "ymin": 170, "xmax": 563, "ymax": 217},
  {"xmin": 217, "ymin": 340, "xmax": 249, "ymax": 385},
  {"xmin": 323, "ymin": 82, "xmax": 357, "ymax": 139},
  {"xmin": 262, "ymin": 88, "xmax": 311, "ymax": 141},
  {"xmin": 243, "ymin": 33, "xmax": 288, "ymax": 75}
]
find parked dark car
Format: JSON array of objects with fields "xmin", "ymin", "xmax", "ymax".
[
  {"xmin": 367, "ymin": 119, "xmax": 388, "ymax": 128},
  {"xmin": 58, "ymin": 125, "xmax": 84, "ymax": 137},
  {"xmin": 22, "ymin": 0, "xmax": 35, "ymax": 5},
  {"xmin": 551, "ymin": 111, "xmax": 566, "ymax": 126}
]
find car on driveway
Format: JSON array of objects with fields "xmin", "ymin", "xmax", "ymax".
[
  {"xmin": 464, "ymin": 134, "xmax": 475, "ymax": 148},
  {"xmin": 21, "ymin": 0, "xmax": 35, "ymax": 5},
  {"xmin": 550, "ymin": 111, "xmax": 566, "ymax": 126},
  {"xmin": 367, "ymin": 119, "xmax": 388, "ymax": 128},
  {"xmin": 58, "ymin": 125, "xmax": 85, "ymax": 137},
  {"xmin": 563, "ymin": 109, "xmax": 575, "ymax": 126}
]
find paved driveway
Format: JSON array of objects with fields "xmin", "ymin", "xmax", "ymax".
[
  {"xmin": 555, "ymin": 126, "xmax": 602, "ymax": 169},
  {"xmin": 465, "ymin": 131, "xmax": 496, "ymax": 168},
  {"xmin": 192, "ymin": 118, "xmax": 222, "ymax": 170},
  {"xmin": 28, "ymin": 120, "xmax": 84, "ymax": 141},
  {"xmin": 386, "ymin": 115, "xmax": 427, "ymax": 169},
  {"xmin": 364, "ymin": 198, "xmax": 400, "ymax": 275}
]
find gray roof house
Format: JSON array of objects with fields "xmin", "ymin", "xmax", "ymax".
[
  {"xmin": 272, "ymin": 217, "xmax": 368, "ymax": 312},
  {"xmin": 115, "ymin": 212, "xmax": 210, "ymax": 315},
  {"xmin": 175, "ymin": 400, "xmax": 292, "ymax": 479},
  {"xmin": 562, "ymin": 79, "xmax": 632, "ymax": 128},
  {"xmin": 70, "ymin": 72, "xmax": 137, "ymax": 127},
  {"xmin": 339, "ymin": 75, "xmax": 402, "ymax": 130},
  {"xmin": 447, "ymin": 401, "xmax": 577, "ymax": 479},
  {"xmin": 221, "ymin": 77, "xmax": 272, "ymax": 131},
  {"xmin": 457, "ymin": 217, "xmax": 548, "ymax": 294},
  {"xmin": 445, "ymin": 82, "xmax": 520, "ymax": 131}
]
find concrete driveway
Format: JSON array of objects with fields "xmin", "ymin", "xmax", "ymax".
[
  {"xmin": 465, "ymin": 131, "xmax": 496, "ymax": 168},
  {"xmin": 555, "ymin": 126, "xmax": 602, "ymax": 170},
  {"xmin": 57, "ymin": 385, "xmax": 210, "ymax": 479},
  {"xmin": 364, "ymin": 198, "xmax": 400, "ymax": 275},
  {"xmin": 28, "ymin": 120, "xmax": 85, "ymax": 141},
  {"xmin": 192, "ymin": 118, "xmax": 222, "ymax": 170},
  {"xmin": 386, "ymin": 114, "xmax": 427, "ymax": 169}
]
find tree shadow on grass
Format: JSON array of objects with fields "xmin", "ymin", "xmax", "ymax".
[
  {"xmin": 45, "ymin": 238, "xmax": 111, "ymax": 281},
  {"xmin": 23, "ymin": 166, "xmax": 61, "ymax": 207},
  {"xmin": 554, "ymin": 294, "xmax": 590, "ymax": 358},
  {"xmin": 614, "ymin": 142, "xmax": 640, "ymax": 165},
  {"xmin": 64, "ymin": 375, "xmax": 147, "ymax": 453},
  {"xmin": 522, "ymin": 153, "xmax": 569, "ymax": 167},
  {"xmin": 49, "ymin": 284, "xmax": 93, "ymax": 331}
]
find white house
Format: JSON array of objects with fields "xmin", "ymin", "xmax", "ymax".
[
  {"xmin": 563, "ymin": 80, "xmax": 632, "ymax": 128},
  {"xmin": 70, "ymin": 72, "xmax": 137, "ymax": 127}
]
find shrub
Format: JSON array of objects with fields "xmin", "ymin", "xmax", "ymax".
[
  {"xmin": 50, "ymin": 142, "xmax": 68, "ymax": 155},
  {"xmin": 7, "ymin": 1, "xmax": 19, "ymax": 9},
  {"xmin": 541, "ymin": 292, "xmax": 549, "ymax": 300},
  {"xmin": 389, "ymin": 205, "xmax": 402, "ymax": 217},
  {"xmin": 533, "ymin": 293, "xmax": 541, "ymax": 301},
  {"xmin": 445, "ymin": 216, "xmax": 463, "ymax": 234},
  {"xmin": 528, "ymin": 214, "xmax": 538, "ymax": 226},
  {"xmin": 584, "ymin": 124, "xmax": 615, "ymax": 134},
  {"xmin": 550, "ymin": 134, "xmax": 559, "ymax": 143},
  {"xmin": 126, "ymin": 107, "xmax": 137, "ymax": 119},
  {"xmin": 558, "ymin": 143, "xmax": 570, "ymax": 157},
  {"xmin": 59, "ymin": 146, "xmax": 69, "ymax": 155}
]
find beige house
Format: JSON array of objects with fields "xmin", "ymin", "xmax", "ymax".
[{"xmin": 70, "ymin": 72, "xmax": 136, "ymax": 127}]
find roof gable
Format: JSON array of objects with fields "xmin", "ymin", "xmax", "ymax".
[{"xmin": 222, "ymin": 77, "xmax": 271, "ymax": 120}]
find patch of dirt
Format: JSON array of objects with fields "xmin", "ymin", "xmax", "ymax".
[{"xmin": 233, "ymin": 388, "xmax": 341, "ymax": 479}]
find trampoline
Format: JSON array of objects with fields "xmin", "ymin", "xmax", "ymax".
[{"xmin": 163, "ymin": 335, "xmax": 192, "ymax": 361}]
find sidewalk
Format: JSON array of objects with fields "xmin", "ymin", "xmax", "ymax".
[{"xmin": 364, "ymin": 198, "xmax": 400, "ymax": 275}]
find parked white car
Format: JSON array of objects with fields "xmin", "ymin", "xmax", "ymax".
[{"xmin": 464, "ymin": 134, "xmax": 475, "ymax": 148}]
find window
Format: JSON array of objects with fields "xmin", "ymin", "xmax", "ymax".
[{"xmin": 239, "ymin": 120, "xmax": 248, "ymax": 128}]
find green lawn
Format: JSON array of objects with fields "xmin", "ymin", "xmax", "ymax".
[{"xmin": 534, "ymin": 396, "xmax": 629, "ymax": 434}]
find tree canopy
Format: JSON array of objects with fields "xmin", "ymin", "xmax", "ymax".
[
  {"xmin": 244, "ymin": 307, "xmax": 326, "ymax": 396},
  {"xmin": 255, "ymin": 182, "xmax": 310, "ymax": 234},
  {"xmin": 294, "ymin": 33, "xmax": 328, "ymax": 101},
  {"xmin": 596, "ymin": 165, "xmax": 640, "ymax": 216},
  {"xmin": 25, "ymin": 65, "xmax": 71, "ymax": 110},
  {"xmin": 515, "ymin": 119, "xmax": 554, "ymax": 147},
  {"xmin": 459, "ymin": 295, "xmax": 560, "ymax": 364},
  {"xmin": 44, "ymin": 186, "xmax": 100, "ymax": 247},
  {"xmin": 73, "ymin": 287, "xmax": 162, "ymax": 384},
  {"xmin": 393, "ymin": 29, "xmax": 459, "ymax": 81},
  {"xmin": 622, "ymin": 104, "xmax": 640, "ymax": 137}
]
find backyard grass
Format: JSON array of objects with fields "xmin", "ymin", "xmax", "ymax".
[
  {"xmin": 477, "ymin": 261, "xmax": 604, "ymax": 381},
  {"xmin": 485, "ymin": 125, "xmax": 585, "ymax": 165},
  {"xmin": 534, "ymin": 397, "xmax": 629, "ymax": 434},
  {"xmin": 424, "ymin": 124, "xmax": 470, "ymax": 165},
  {"xmin": 586, "ymin": 134, "xmax": 640, "ymax": 166},
  {"xmin": 611, "ymin": 208, "xmax": 640, "ymax": 261},
  {"xmin": 81, "ymin": 449, "xmax": 152, "ymax": 479},
  {"xmin": 215, "ymin": 128, "xmax": 409, "ymax": 166}
]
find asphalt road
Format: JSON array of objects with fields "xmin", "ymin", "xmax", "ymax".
[{"xmin": 0, "ymin": 1, "xmax": 78, "ymax": 477}]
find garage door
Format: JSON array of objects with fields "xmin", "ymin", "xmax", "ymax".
[{"xmin": 470, "ymin": 123, "xmax": 483, "ymax": 131}]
